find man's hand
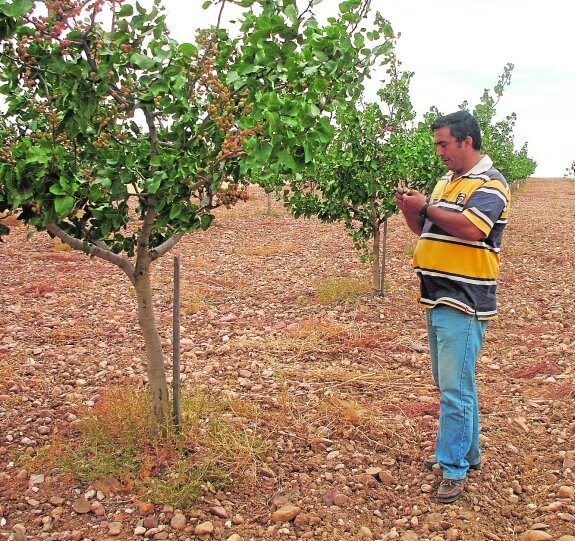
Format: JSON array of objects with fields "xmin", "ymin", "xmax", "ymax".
[
  {"xmin": 395, "ymin": 184, "xmax": 427, "ymax": 236},
  {"xmin": 395, "ymin": 186, "xmax": 427, "ymax": 217}
]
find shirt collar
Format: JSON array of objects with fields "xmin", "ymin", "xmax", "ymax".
[{"xmin": 450, "ymin": 155, "xmax": 493, "ymax": 181}]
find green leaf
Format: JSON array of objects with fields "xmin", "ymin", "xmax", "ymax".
[
  {"xmin": 382, "ymin": 23, "xmax": 394, "ymax": 38},
  {"xmin": 169, "ymin": 203, "xmax": 182, "ymax": 220},
  {"xmin": 226, "ymin": 71, "xmax": 240, "ymax": 86},
  {"xmin": 199, "ymin": 214, "xmax": 214, "ymax": 231},
  {"xmin": 178, "ymin": 43, "xmax": 198, "ymax": 57},
  {"xmin": 254, "ymin": 139, "xmax": 272, "ymax": 162},
  {"xmin": 146, "ymin": 172, "xmax": 166, "ymax": 194},
  {"xmin": 118, "ymin": 4, "xmax": 134, "ymax": 17},
  {"xmin": 1, "ymin": 0, "xmax": 33, "ymax": 17},
  {"xmin": 49, "ymin": 185, "xmax": 67, "ymax": 196},
  {"xmin": 129, "ymin": 53, "xmax": 158, "ymax": 70},
  {"xmin": 309, "ymin": 103, "xmax": 321, "ymax": 117},
  {"xmin": 303, "ymin": 140, "xmax": 314, "ymax": 163},
  {"xmin": 285, "ymin": 4, "xmax": 298, "ymax": 24},
  {"xmin": 27, "ymin": 146, "xmax": 51, "ymax": 164},
  {"xmin": 278, "ymin": 149, "xmax": 298, "ymax": 171},
  {"xmin": 54, "ymin": 195, "xmax": 75, "ymax": 216}
]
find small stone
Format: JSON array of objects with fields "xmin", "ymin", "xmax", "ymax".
[
  {"xmin": 518, "ymin": 531, "xmax": 553, "ymax": 541},
  {"xmin": 137, "ymin": 501, "xmax": 155, "ymax": 515},
  {"xmin": 143, "ymin": 516, "xmax": 159, "ymax": 528},
  {"xmin": 13, "ymin": 524, "xmax": 26, "ymax": 541},
  {"xmin": 91, "ymin": 501, "xmax": 105, "ymax": 516},
  {"xmin": 358, "ymin": 526, "xmax": 373, "ymax": 539},
  {"xmin": 72, "ymin": 498, "xmax": 92, "ymax": 514},
  {"xmin": 107, "ymin": 521, "xmax": 122, "ymax": 536},
  {"xmin": 530, "ymin": 523, "xmax": 550, "ymax": 530},
  {"xmin": 271, "ymin": 505, "xmax": 300, "ymax": 522},
  {"xmin": 29, "ymin": 474, "xmax": 45, "ymax": 485},
  {"xmin": 378, "ymin": 470, "xmax": 395, "ymax": 485},
  {"xmin": 446, "ymin": 528, "xmax": 459, "ymax": 541},
  {"xmin": 194, "ymin": 521, "xmax": 214, "ymax": 535},
  {"xmin": 226, "ymin": 535, "xmax": 244, "ymax": 541},
  {"xmin": 208, "ymin": 506, "xmax": 228, "ymax": 518},
  {"xmin": 557, "ymin": 485, "xmax": 575, "ymax": 499},
  {"xmin": 332, "ymin": 493, "xmax": 350, "ymax": 507},
  {"xmin": 170, "ymin": 512, "xmax": 187, "ymax": 530}
]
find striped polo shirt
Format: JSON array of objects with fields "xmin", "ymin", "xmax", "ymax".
[{"xmin": 413, "ymin": 155, "xmax": 510, "ymax": 319}]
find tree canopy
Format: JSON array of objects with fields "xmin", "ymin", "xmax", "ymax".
[{"xmin": 0, "ymin": 0, "xmax": 390, "ymax": 423}]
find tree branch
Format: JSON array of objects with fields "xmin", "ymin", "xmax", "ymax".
[
  {"xmin": 150, "ymin": 231, "xmax": 185, "ymax": 261},
  {"xmin": 45, "ymin": 223, "xmax": 136, "ymax": 283}
]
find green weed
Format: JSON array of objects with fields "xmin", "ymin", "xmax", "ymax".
[{"xmin": 316, "ymin": 277, "xmax": 371, "ymax": 304}]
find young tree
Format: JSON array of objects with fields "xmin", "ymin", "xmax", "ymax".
[
  {"xmin": 467, "ymin": 63, "xmax": 537, "ymax": 183},
  {"xmin": 281, "ymin": 19, "xmax": 442, "ymax": 294},
  {"xmin": 0, "ymin": 0, "xmax": 387, "ymax": 427}
]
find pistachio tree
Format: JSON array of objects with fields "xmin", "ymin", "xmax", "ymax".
[
  {"xmin": 0, "ymin": 0, "xmax": 387, "ymax": 425},
  {"xmin": 281, "ymin": 18, "xmax": 442, "ymax": 293},
  {"xmin": 466, "ymin": 63, "xmax": 537, "ymax": 183}
]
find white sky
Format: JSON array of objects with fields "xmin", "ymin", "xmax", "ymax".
[{"xmin": 151, "ymin": 0, "xmax": 575, "ymax": 177}]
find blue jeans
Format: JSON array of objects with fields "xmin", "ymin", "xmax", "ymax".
[{"xmin": 426, "ymin": 305, "xmax": 488, "ymax": 480}]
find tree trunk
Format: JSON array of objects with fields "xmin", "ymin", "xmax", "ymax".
[
  {"xmin": 369, "ymin": 198, "xmax": 381, "ymax": 294},
  {"xmin": 134, "ymin": 258, "xmax": 170, "ymax": 428},
  {"xmin": 371, "ymin": 223, "xmax": 381, "ymax": 293},
  {"xmin": 46, "ymin": 221, "xmax": 176, "ymax": 432},
  {"xmin": 380, "ymin": 217, "xmax": 388, "ymax": 296}
]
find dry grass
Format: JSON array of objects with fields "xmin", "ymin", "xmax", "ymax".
[
  {"xmin": 181, "ymin": 285, "xmax": 210, "ymax": 315},
  {"xmin": 53, "ymin": 239, "xmax": 73, "ymax": 251},
  {"xmin": 402, "ymin": 243, "xmax": 417, "ymax": 257},
  {"xmin": 316, "ymin": 277, "xmax": 372, "ymax": 304},
  {"xmin": 27, "ymin": 387, "xmax": 272, "ymax": 510},
  {"xmin": 316, "ymin": 395, "xmax": 379, "ymax": 431},
  {"xmin": 258, "ymin": 319, "xmax": 351, "ymax": 361},
  {"xmin": 0, "ymin": 359, "xmax": 16, "ymax": 392}
]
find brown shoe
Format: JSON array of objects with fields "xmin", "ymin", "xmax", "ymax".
[
  {"xmin": 437, "ymin": 478, "xmax": 466, "ymax": 503},
  {"xmin": 423, "ymin": 454, "xmax": 481, "ymax": 471}
]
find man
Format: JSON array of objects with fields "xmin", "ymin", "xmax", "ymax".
[{"xmin": 395, "ymin": 110, "xmax": 510, "ymax": 504}]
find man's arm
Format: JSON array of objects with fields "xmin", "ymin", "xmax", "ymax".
[
  {"xmin": 425, "ymin": 205, "xmax": 485, "ymax": 241},
  {"xmin": 395, "ymin": 187, "xmax": 485, "ymax": 241}
]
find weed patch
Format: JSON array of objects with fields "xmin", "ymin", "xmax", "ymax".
[
  {"xmin": 29, "ymin": 387, "xmax": 272, "ymax": 510},
  {"xmin": 316, "ymin": 277, "xmax": 371, "ymax": 304}
]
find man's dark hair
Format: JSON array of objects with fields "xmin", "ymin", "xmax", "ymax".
[{"xmin": 431, "ymin": 110, "xmax": 482, "ymax": 150}]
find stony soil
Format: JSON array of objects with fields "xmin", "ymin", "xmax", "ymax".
[{"xmin": 0, "ymin": 178, "xmax": 574, "ymax": 541}]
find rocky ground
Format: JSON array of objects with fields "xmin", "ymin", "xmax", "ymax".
[{"xmin": 0, "ymin": 178, "xmax": 574, "ymax": 541}]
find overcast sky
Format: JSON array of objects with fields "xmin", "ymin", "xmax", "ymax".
[{"xmin": 152, "ymin": 0, "xmax": 574, "ymax": 177}]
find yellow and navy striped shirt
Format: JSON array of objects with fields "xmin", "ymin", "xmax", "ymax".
[{"xmin": 413, "ymin": 155, "xmax": 510, "ymax": 319}]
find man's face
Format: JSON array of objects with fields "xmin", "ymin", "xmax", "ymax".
[{"xmin": 433, "ymin": 126, "xmax": 470, "ymax": 175}]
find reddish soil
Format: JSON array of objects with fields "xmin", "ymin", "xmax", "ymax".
[{"xmin": 1, "ymin": 178, "xmax": 574, "ymax": 541}]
